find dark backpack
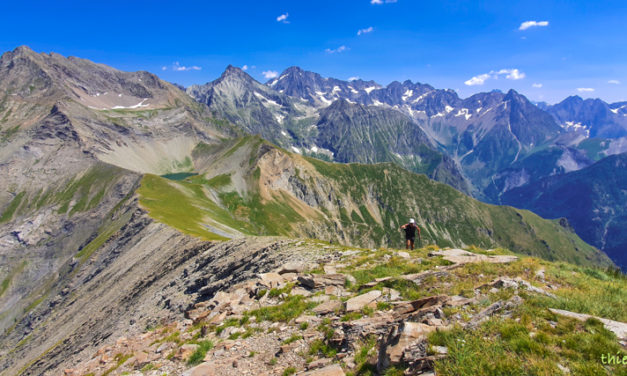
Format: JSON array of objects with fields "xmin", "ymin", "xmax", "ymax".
[{"xmin": 405, "ymin": 223, "xmax": 417, "ymax": 237}]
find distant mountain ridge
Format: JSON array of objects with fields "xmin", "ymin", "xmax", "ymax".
[
  {"xmin": 187, "ymin": 66, "xmax": 470, "ymax": 193},
  {"xmin": 545, "ymin": 95, "xmax": 627, "ymax": 138}
]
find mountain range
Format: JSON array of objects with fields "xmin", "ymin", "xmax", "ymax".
[
  {"xmin": 185, "ymin": 63, "xmax": 627, "ymax": 270},
  {"xmin": 0, "ymin": 46, "xmax": 624, "ymax": 374}
]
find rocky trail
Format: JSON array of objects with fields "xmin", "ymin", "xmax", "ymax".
[{"xmin": 60, "ymin": 244, "xmax": 625, "ymax": 376}]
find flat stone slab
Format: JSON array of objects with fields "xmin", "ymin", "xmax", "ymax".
[
  {"xmin": 429, "ymin": 249, "xmax": 518, "ymax": 264},
  {"xmin": 549, "ymin": 308, "xmax": 627, "ymax": 340},
  {"xmin": 301, "ymin": 363, "xmax": 345, "ymax": 375},
  {"xmin": 346, "ymin": 290, "xmax": 382, "ymax": 312},
  {"xmin": 183, "ymin": 362, "xmax": 215, "ymax": 376},
  {"xmin": 312, "ymin": 300, "xmax": 342, "ymax": 315}
]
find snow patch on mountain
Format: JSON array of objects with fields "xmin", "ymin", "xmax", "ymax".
[
  {"xmin": 402, "ymin": 89, "xmax": 413, "ymax": 101},
  {"xmin": 455, "ymin": 108, "xmax": 471, "ymax": 120}
]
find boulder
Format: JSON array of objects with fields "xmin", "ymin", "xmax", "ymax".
[
  {"xmin": 312, "ymin": 300, "xmax": 342, "ymax": 315},
  {"xmin": 308, "ymin": 357, "xmax": 332, "ymax": 369},
  {"xmin": 393, "ymin": 295, "xmax": 449, "ymax": 316},
  {"xmin": 325, "ymin": 285, "xmax": 345, "ymax": 296},
  {"xmin": 549, "ymin": 308, "xmax": 627, "ymax": 341},
  {"xmin": 291, "ymin": 287, "xmax": 312, "ymax": 297},
  {"xmin": 301, "ymin": 363, "xmax": 345, "ymax": 375},
  {"xmin": 445, "ymin": 295, "xmax": 475, "ymax": 307},
  {"xmin": 277, "ymin": 261, "xmax": 306, "ymax": 274},
  {"xmin": 182, "ymin": 362, "xmax": 216, "ymax": 376},
  {"xmin": 466, "ymin": 295, "xmax": 523, "ymax": 329},
  {"xmin": 298, "ymin": 274, "xmax": 346, "ymax": 289},
  {"xmin": 341, "ymin": 312, "xmax": 396, "ymax": 345},
  {"xmin": 324, "ymin": 265, "xmax": 337, "ymax": 274},
  {"xmin": 476, "ymin": 277, "xmax": 556, "ymax": 298},
  {"xmin": 377, "ymin": 322, "xmax": 436, "ymax": 371},
  {"xmin": 346, "ymin": 290, "xmax": 382, "ymax": 312},
  {"xmin": 428, "ymin": 249, "xmax": 518, "ymax": 264},
  {"xmin": 258, "ymin": 272, "xmax": 285, "ymax": 289},
  {"xmin": 402, "ymin": 270, "xmax": 450, "ymax": 285}
]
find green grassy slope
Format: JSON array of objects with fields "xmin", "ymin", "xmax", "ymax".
[{"xmin": 137, "ymin": 136, "xmax": 613, "ymax": 268}]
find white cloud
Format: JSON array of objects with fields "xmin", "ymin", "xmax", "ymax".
[
  {"xmin": 357, "ymin": 26, "xmax": 374, "ymax": 35},
  {"xmin": 494, "ymin": 68, "xmax": 525, "ymax": 80},
  {"xmin": 161, "ymin": 66, "xmax": 167, "ymax": 71},
  {"xmin": 169, "ymin": 62, "xmax": 201, "ymax": 71},
  {"xmin": 465, "ymin": 74, "xmax": 491, "ymax": 86},
  {"xmin": 242, "ymin": 65, "xmax": 248, "ymax": 71},
  {"xmin": 262, "ymin": 70, "xmax": 279, "ymax": 79},
  {"xmin": 532, "ymin": 83, "xmax": 543, "ymax": 88},
  {"xmin": 464, "ymin": 68, "xmax": 525, "ymax": 86},
  {"xmin": 608, "ymin": 80, "xmax": 620, "ymax": 84},
  {"xmin": 325, "ymin": 45, "xmax": 348, "ymax": 54},
  {"xmin": 519, "ymin": 20, "xmax": 549, "ymax": 30},
  {"xmin": 371, "ymin": 0, "xmax": 397, "ymax": 3},
  {"xmin": 348, "ymin": 76, "xmax": 360, "ymax": 81},
  {"xmin": 577, "ymin": 88, "xmax": 595, "ymax": 92},
  {"xmin": 277, "ymin": 13, "xmax": 289, "ymax": 23}
]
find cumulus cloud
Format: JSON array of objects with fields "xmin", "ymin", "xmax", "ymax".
[
  {"xmin": 519, "ymin": 20, "xmax": 549, "ymax": 30},
  {"xmin": 464, "ymin": 68, "xmax": 525, "ymax": 86},
  {"xmin": 325, "ymin": 45, "xmax": 348, "ymax": 54},
  {"xmin": 162, "ymin": 62, "xmax": 201, "ymax": 72},
  {"xmin": 464, "ymin": 74, "xmax": 491, "ymax": 86},
  {"xmin": 277, "ymin": 13, "xmax": 289, "ymax": 23},
  {"xmin": 577, "ymin": 88, "xmax": 595, "ymax": 92},
  {"xmin": 262, "ymin": 70, "xmax": 279, "ymax": 79},
  {"xmin": 494, "ymin": 68, "xmax": 525, "ymax": 80},
  {"xmin": 608, "ymin": 80, "xmax": 620, "ymax": 84},
  {"xmin": 371, "ymin": 0, "xmax": 397, "ymax": 4},
  {"xmin": 532, "ymin": 83, "xmax": 543, "ymax": 88},
  {"xmin": 242, "ymin": 65, "xmax": 248, "ymax": 71},
  {"xmin": 357, "ymin": 26, "xmax": 374, "ymax": 36}
]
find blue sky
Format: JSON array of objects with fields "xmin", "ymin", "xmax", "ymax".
[{"xmin": 2, "ymin": 0, "xmax": 626, "ymax": 103}]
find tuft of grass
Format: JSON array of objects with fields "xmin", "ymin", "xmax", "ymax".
[
  {"xmin": 308, "ymin": 339, "xmax": 337, "ymax": 358},
  {"xmin": 250, "ymin": 295, "xmax": 316, "ymax": 323},
  {"xmin": 0, "ymin": 191, "xmax": 25, "ymax": 223},
  {"xmin": 102, "ymin": 353, "xmax": 133, "ymax": 376},
  {"xmin": 187, "ymin": 340, "xmax": 213, "ymax": 365},
  {"xmin": 282, "ymin": 334, "xmax": 303, "ymax": 345}
]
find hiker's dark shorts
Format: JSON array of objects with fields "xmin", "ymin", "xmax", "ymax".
[{"xmin": 406, "ymin": 236, "xmax": 415, "ymax": 242}]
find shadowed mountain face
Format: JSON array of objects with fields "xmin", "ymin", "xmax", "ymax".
[
  {"xmin": 546, "ymin": 96, "xmax": 627, "ymax": 138},
  {"xmin": 502, "ymin": 153, "xmax": 627, "ymax": 271}
]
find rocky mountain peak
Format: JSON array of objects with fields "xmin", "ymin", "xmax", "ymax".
[
  {"xmin": 503, "ymin": 89, "xmax": 527, "ymax": 104},
  {"xmin": 219, "ymin": 64, "xmax": 252, "ymax": 81}
]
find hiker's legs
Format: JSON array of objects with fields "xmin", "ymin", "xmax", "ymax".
[
  {"xmin": 409, "ymin": 239, "xmax": 415, "ymax": 250},
  {"xmin": 405, "ymin": 239, "xmax": 411, "ymax": 249}
]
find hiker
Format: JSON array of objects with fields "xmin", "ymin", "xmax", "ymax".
[{"xmin": 400, "ymin": 218, "xmax": 421, "ymax": 250}]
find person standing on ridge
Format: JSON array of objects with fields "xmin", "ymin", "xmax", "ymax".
[{"xmin": 400, "ymin": 218, "xmax": 421, "ymax": 250}]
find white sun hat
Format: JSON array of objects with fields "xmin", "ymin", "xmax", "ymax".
[{"xmin": 409, "ymin": 218, "xmax": 415, "ymax": 223}]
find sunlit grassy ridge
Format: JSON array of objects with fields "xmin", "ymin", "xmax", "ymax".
[{"xmin": 334, "ymin": 246, "xmax": 627, "ymax": 376}]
